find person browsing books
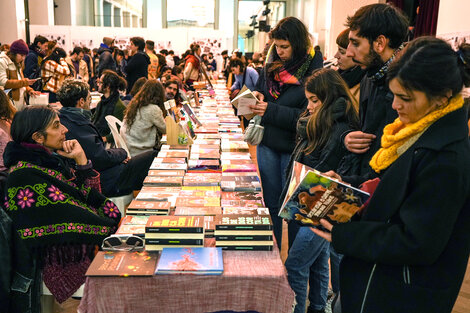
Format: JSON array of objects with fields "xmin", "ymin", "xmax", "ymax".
[
  {"xmin": 249, "ymin": 17, "xmax": 323, "ymax": 249},
  {"xmin": 280, "ymin": 68, "xmax": 359, "ymax": 313},
  {"xmin": 313, "ymin": 37, "xmax": 470, "ymax": 313}
]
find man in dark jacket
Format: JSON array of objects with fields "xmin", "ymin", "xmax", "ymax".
[
  {"xmin": 24, "ymin": 35, "xmax": 48, "ymax": 79},
  {"xmin": 56, "ymin": 80, "xmax": 156, "ymax": 197},
  {"xmin": 97, "ymin": 37, "xmax": 116, "ymax": 77},
  {"xmin": 340, "ymin": 3, "xmax": 408, "ymax": 186},
  {"xmin": 125, "ymin": 37, "xmax": 150, "ymax": 93}
]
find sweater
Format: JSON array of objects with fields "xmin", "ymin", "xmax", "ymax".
[
  {"xmin": 231, "ymin": 66, "xmax": 259, "ymax": 92},
  {"xmin": 120, "ymin": 104, "xmax": 167, "ymax": 157}
]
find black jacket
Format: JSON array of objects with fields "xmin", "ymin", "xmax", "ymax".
[
  {"xmin": 125, "ymin": 51, "xmax": 150, "ymax": 93},
  {"xmin": 332, "ymin": 107, "xmax": 470, "ymax": 313},
  {"xmin": 255, "ymin": 52, "xmax": 323, "ymax": 154},
  {"xmin": 339, "ymin": 73, "xmax": 398, "ymax": 187},
  {"xmin": 24, "ymin": 48, "xmax": 43, "ymax": 79},
  {"xmin": 58, "ymin": 107, "xmax": 127, "ymax": 196},
  {"xmin": 97, "ymin": 46, "xmax": 116, "ymax": 77},
  {"xmin": 279, "ymin": 97, "xmax": 355, "ymax": 206}
]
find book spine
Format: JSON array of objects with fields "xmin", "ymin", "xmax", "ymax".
[
  {"xmin": 215, "ymin": 225, "xmax": 272, "ymax": 231},
  {"xmin": 215, "ymin": 235, "xmax": 273, "ymax": 241},
  {"xmin": 145, "ymin": 227, "xmax": 204, "ymax": 233},
  {"xmin": 145, "ymin": 238, "xmax": 204, "ymax": 245},
  {"xmin": 218, "ymin": 245, "xmax": 273, "ymax": 251}
]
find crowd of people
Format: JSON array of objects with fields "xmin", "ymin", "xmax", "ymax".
[{"xmin": 0, "ymin": 2, "xmax": 469, "ymax": 313}]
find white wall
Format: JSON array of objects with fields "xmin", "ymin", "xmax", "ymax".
[
  {"xmin": 0, "ymin": 0, "xmax": 25, "ymax": 44},
  {"xmin": 436, "ymin": 0, "xmax": 470, "ymax": 35}
]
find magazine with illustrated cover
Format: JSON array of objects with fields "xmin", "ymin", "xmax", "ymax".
[{"xmin": 279, "ymin": 161, "xmax": 370, "ymax": 226}]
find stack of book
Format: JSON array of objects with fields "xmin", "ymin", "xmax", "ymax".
[
  {"xmin": 221, "ymin": 172, "xmax": 261, "ymax": 192},
  {"xmin": 145, "ymin": 216, "xmax": 205, "ymax": 251},
  {"xmin": 214, "ymin": 214, "xmax": 274, "ymax": 251},
  {"xmin": 135, "ymin": 186, "xmax": 181, "ymax": 208},
  {"xmin": 221, "ymin": 191, "xmax": 265, "ymax": 208},
  {"xmin": 221, "ymin": 140, "xmax": 249, "ymax": 152},
  {"xmin": 126, "ymin": 200, "xmax": 171, "ymax": 216},
  {"xmin": 114, "ymin": 215, "xmax": 149, "ymax": 237}
]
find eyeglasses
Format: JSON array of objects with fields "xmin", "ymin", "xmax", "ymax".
[{"xmin": 101, "ymin": 235, "xmax": 145, "ymax": 252}]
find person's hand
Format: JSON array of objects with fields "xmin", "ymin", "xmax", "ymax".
[
  {"xmin": 344, "ymin": 131, "xmax": 376, "ymax": 154},
  {"xmin": 252, "ymin": 91, "xmax": 264, "ymax": 102},
  {"xmin": 122, "ymin": 157, "xmax": 131, "ymax": 164},
  {"xmin": 26, "ymin": 78, "xmax": 39, "ymax": 86},
  {"xmin": 311, "ymin": 219, "xmax": 333, "ymax": 242},
  {"xmin": 48, "ymin": 102, "xmax": 63, "ymax": 110},
  {"xmin": 322, "ymin": 170, "xmax": 343, "ymax": 182},
  {"xmin": 27, "ymin": 89, "xmax": 41, "ymax": 96},
  {"xmin": 249, "ymin": 100, "xmax": 268, "ymax": 117},
  {"xmin": 56, "ymin": 139, "xmax": 88, "ymax": 165}
]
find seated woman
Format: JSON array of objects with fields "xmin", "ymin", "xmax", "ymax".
[
  {"xmin": 121, "ymin": 79, "xmax": 167, "ymax": 157},
  {"xmin": 313, "ymin": 37, "xmax": 470, "ymax": 313},
  {"xmin": 3, "ymin": 105, "xmax": 121, "ymax": 312},
  {"xmin": 0, "ymin": 90, "xmax": 16, "ymax": 172}
]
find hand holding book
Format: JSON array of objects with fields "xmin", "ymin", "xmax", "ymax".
[{"xmin": 311, "ymin": 219, "xmax": 333, "ymax": 242}]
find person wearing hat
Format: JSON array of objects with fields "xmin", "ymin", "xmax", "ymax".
[
  {"xmin": 97, "ymin": 37, "xmax": 116, "ymax": 77},
  {"xmin": 0, "ymin": 39, "xmax": 39, "ymax": 110}
]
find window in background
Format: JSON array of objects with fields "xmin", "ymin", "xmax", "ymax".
[{"xmin": 166, "ymin": 0, "xmax": 215, "ymax": 28}]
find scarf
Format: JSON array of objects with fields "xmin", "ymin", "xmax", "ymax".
[
  {"xmin": 339, "ymin": 66, "xmax": 365, "ymax": 88},
  {"xmin": 369, "ymin": 95, "xmax": 464, "ymax": 173},
  {"xmin": 369, "ymin": 43, "xmax": 404, "ymax": 82},
  {"xmin": 265, "ymin": 45, "xmax": 316, "ymax": 99}
]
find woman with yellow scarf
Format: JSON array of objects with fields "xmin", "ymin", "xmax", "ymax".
[{"xmin": 313, "ymin": 37, "xmax": 470, "ymax": 313}]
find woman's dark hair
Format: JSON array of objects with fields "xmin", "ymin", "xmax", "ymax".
[
  {"xmin": 388, "ymin": 37, "xmax": 470, "ymax": 100},
  {"xmin": 32, "ymin": 35, "xmax": 48, "ymax": 48},
  {"xmin": 0, "ymin": 90, "xmax": 16, "ymax": 121},
  {"xmin": 229, "ymin": 58, "xmax": 245, "ymax": 72},
  {"xmin": 172, "ymin": 66, "xmax": 183, "ymax": 76},
  {"xmin": 100, "ymin": 69, "xmax": 127, "ymax": 93},
  {"xmin": 6, "ymin": 51, "xmax": 22, "ymax": 69},
  {"xmin": 336, "ymin": 29, "xmax": 350, "ymax": 50},
  {"xmin": 11, "ymin": 105, "xmax": 57, "ymax": 144},
  {"xmin": 159, "ymin": 66, "xmax": 172, "ymax": 77},
  {"xmin": 304, "ymin": 68, "xmax": 359, "ymax": 154},
  {"xmin": 113, "ymin": 48, "xmax": 124, "ymax": 61},
  {"xmin": 270, "ymin": 17, "xmax": 311, "ymax": 65},
  {"xmin": 346, "ymin": 3, "xmax": 408, "ymax": 49},
  {"xmin": 57, "ymin": 80, "xmax": 89, "ymax": 107},
  {"xmin": 124, "ymin": 80, "xmax": 166, "ymax": 129},
  {"xmin": 130, "ymin": 37, "xmax": 145, "ymax": 51},
  {"xmin": 130, "ymin": 77, "xmax": 148, "ymax": 96},
  {"xmin": 71, "ymin": 46, "xmax": 83, "ymax": 56},
  {"xmin": 190, "ymin": 43, "xmax": 200, "ymax": 55},
  {"xmin": 43, "ymin": 47, "xmax": 66, "ymax": 65}
]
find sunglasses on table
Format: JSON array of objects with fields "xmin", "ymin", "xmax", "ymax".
[{"xmin": 101, "ymin": 235, "xmax": 145, "ymax": 252}]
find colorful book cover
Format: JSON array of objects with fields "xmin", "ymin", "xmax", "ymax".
[
  {"xmin": 86, "ymin": 251, "xmax": 157, "ymax": 276},
  {"xmin": 175, "ymin": 196, "xmax": 220, "ymax": 208},
  {"xmin": 120, "ymin": 215, "xmax": 151, "ymax": 225},
  {"xmin": 152, "ymin": 157, "xmax": 187, "ymax": 164},
  {"xmin": 220, "ymin": 176, "xmax": 261, "ymax": 192},
  {"xmin": 127, "ymin": 200, "xmax": 172, "ymax": 211},
  {"xmin": 187, "ymin": 159, "xmax": 221, "ymax": 171},
  {"xmin": 190, "ymin": 149, "xmax": 221, "ymax": 160},
  {"xmin": 221, "ymin": 141, "xmax": 249, "ymax": 152},
  {"xmin": 214, "ymin": 214, "xmax": 272, "ymax": 230},
  {"xmin": 160, "ymin": 144, "xmax": 190, "ymax": 151},
  {"xmin": 193, "ymin": 139, "xmax": 221, "ymax": 146},
  {"xmin": 220, "ymin": 152, "xmax": 251, "ymax": 160},
  {"xmin": 215, "ymin": 234, "xmax": 272, "ymax": 241},
  {"xmin": 148, "ymin": 169, "xmax": 186, "ymax": 177},
  {"xmin": 217, "ymin": 245, "xmax": 273, "ymax": 251},
  {"xmin": 220, "ymin": 159, "xmax": 254, "ymax": 165},
  {"xmin": 195, "ymin": 134, "xmax": 220, "ymax": 140},
  {"xmin": 143, "ymin": 176, "xmax": 183, "ymax": 187},
  {"xmin": 221, "ymin": 191, "xmax": 263, "ymax": 201},
  {"xmin": 279, "ymin": 161, "xmax": 369, "ymax": 226},
  {"xmin": 155, "ymin": 247, "xmax": 223, "ymax": 275},
  {"xmin": 145, "ymin": 216, "xmax": 204, "ymax": 233},
  {"xmin": 222, "ymin": 207, "xmax": 269, "ymax": 215},
  {"xmin": 179, "ymin": 187, "xmax": 221, "ymax": 196},
  {"xmin": 145, "ymin": 238, "xmax": 204, "ymax": 245},
  {"xmin": 115, "ymin": 224, "xmax": 146, "ymax": 237},
  {"xmin": 183, "ymin": 173, "xmax": 221, "ymax": 186},
  {"xmin": 191, "ymin": 144, "xmax": 220, "ymax": 150},
  {"xmin": 157, "ymin": 150, "xmax": 189, "ymax": 159},
  {"xmin": 174, "ymin": 206, "xmax": 222, "ymax": 216},
  {"xmin": 150, "ymin": 161, "xmax": 188, "ymax": 171}
]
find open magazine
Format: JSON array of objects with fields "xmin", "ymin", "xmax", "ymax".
[
  {"xmin": 230, "ymin": 85, "xmax": 259, "ymax": 120},
  {"xmin": 279, "ymin": 161, "xmax": 370, "ymax": 226}
]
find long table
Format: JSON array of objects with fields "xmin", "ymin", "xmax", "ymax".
[{"xmin": 78, "ymin": 240, "xmax": 294, "ymax": 313}]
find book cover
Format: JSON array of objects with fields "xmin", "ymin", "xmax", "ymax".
[
  {"xmin": 155, "ymin": 247, "xmax": 223, "ymax": 275},
  {"xmin": 179, "ymin": 187, "xmax": 221, "ymax": 197},
  {"xmin": 222, "ymin": 207, "xmax": 269, "ymax": 215},
  {"xmin": 215, "ymin": 234, "xmax": 272, "ymax": 241},
  {"xmin": 152, "ymin": 157, "xmax": 187, "ymax": 164},
  {"xmin": 220, "ymin": 176, "xmax": 261, "ymax": 192},
  {"xmin": 214, "ymin": 214, "xmax": 272, "ymax": 231},
  {"xmin": 220, "ymin": 152, "xmax": 251, "ymax": 160},
  {"xmin": 183, "ymin": 173, "xmax": 221, "ymax": 186},
  {"xmin": 175, "ymin": 196, "xmax": 220, "ymax": 207},
  {"xmin": 187, "ymin": 159, "xmax": 221, "ymax": 171},
  {"xmin": 150, "ymin": 161, "xmax": 188, "ymax": 171},
  {"xmin": 190, "ymin": 149, "xmax": 220, "ymax": 160},
  {"xmin": 120, "ymin": 215, "xmax": 151, "ymax": 225},
  {"xmin": 160, "ymin": 144, "xmax": 190, "ymax": 151},
  {"xmin": 127, "ymin": 200, "xmax": 172, "ymax": 212},
  {"xmin": 135, "ymin": 187, "xmax": 180, "ymax": 206},
  {"xmin": 145, "ymin": 216, "xmax": 204, "ymax": 233},
  {"xmin": 217, "ymin": 245, "xmax": 273, "ymax": 251},
  {"xmin": 148, "ymin": 169, "xmax": 186, "ymax": 177},
  {"xmin": 204, "ymin": 216, "xmax": 215, "ymax": 237},
  {"xmin": 279, "ymin": 161, "xmax": 369, "ymax": 226},
  {"xmin": 230, "ymin": 85, "xmax": 258, "ymax": 120},
  {"xmin": 145, "ymin": 238, "xmax": 204, "ymax": 245},
  {"xmin": 221, "ymin": 191, "xmax": 263, "ymax": 201},
  {"xmin": 115, "ymin": 224, "xmax": 146, "ymax": 237},
  {"xmin": 157, "ymin": 150, "xmax": 189, "ymax": 159},
  {"xmin": 220, "ymin": 159, "xmax": 254, "ymax": 166},
  {"xmin": 143, "ymin": 176, "xmax": 183, "ymax": 187},
  {"xmin": 191, "ymin": 144, "xmax": 220, "ymax": 150},
  {"xmin": 174, "ymin": 206, "xmax": 222, "ymax": 216},
  {"xmin": 86, "ymin": 251, "xmax": 157, "ymax": 276}
]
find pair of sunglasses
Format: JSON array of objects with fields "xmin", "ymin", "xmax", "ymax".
[{"xmin": 101, "ymin": 235, "xmax": 145, "ymax": 252}]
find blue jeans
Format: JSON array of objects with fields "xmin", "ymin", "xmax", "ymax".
[
  {"xmin": 257, "ymin": 143, "xmax": 291, "ymax": 249},
  {"xmin": 285, "ymin": 227, "xmax": 330, "ymax": 313},
  {"xmin": 330, "ymin": 246, "xmax": 343, "ymax": 294}
]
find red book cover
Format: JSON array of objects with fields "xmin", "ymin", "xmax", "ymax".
[
  {"xmin": 127, "ymin": 200, "xmax": 171, "ymax": 211},
  {"xmin": 86, "ymin": 251, "xmax": 157, "ymax": 276},
  {"xmin": 144, "ymin": 176, "xmax": 183, "ymax": 187},
  {"xmin": 148, "ymin": 170, "xmax": 186, "ymax": 177},
  {"xmin": 157, "ymin": 150, "xmax": 190, "ymax": 158},
  {"xmin": 152, "ymin": 157, "xmax": 187, "ymax": 164}
]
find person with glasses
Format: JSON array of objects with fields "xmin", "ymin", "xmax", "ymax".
[{"xmin": 3, "ymin": 105, "xmax": 121, "ymax": 312}]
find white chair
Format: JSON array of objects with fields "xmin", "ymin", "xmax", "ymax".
[
  {"xmin": 105, "ymin": 115, "xmax": 130, "ymax": 157},
  {"xmin": 105, "ymin": 115, "xmax": 134, "ymax": 212}
]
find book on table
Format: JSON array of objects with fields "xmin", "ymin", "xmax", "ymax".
[
  {"xmin": 222, "ymin": 207, "xmax": 269, "ymax": 215},
  {"xmin": 143, "ymin": 176, "xmax": 183, "ymax": 187},
  {"xmin": 149, "ymin": 160, "xmax": 188, "ymax": 171},
  {"xmin": 155, "ymin": 247, "xmax": 223, "ymax": 275},
  {"xmin": 145, "ymin": 216, "xmax": 205, "ymax": 239},
  {"xmin": 175, "ymin": 196, "xmax": 220, "ymax": 208},
  {"xmin": 220, "ymin": 175, "xmax": 261, "ymax": 192},
  {"xmin": 86, "ymin": 251, "xmax": 158, "ymax": 276},
  {"xmin": 279, "ymin": 161, "xmax": 370, "ymax": 226},
  {"xmin": 174, "ymin": 206, "xmax": 222, "ymax": 216},
  {"xmin": 183, "ymin": 172, "xmax": 221, "ymax": 186},
  {"xmin": 230, "ymin": 85, "xmax": 259, "ymax": 120}
]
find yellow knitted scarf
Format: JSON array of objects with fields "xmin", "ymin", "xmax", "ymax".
[{"xmin": 369, "ymin": 94, "xmax": 464, "ymax": 173}]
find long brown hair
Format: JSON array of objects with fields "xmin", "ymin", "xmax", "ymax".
[
  {"xmin": 124, "ymin": 79, "xmax": 166, "ymax": 128},
  {"xmin": 0, "ymin": 90, "xmax": 16, "ymax": 121},
  {"xmin": 304, "ymin": 68, "xmax": 359, "ymax": 154}
]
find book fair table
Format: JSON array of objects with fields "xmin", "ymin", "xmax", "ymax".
[{"xmin": 78, "ymin": 239, "xmax": 294, "ymax": 313}]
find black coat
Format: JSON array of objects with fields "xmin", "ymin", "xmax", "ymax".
[
  {"xmin": 125, "ymin": 51, "xmax": 150, "ymax": 93},
  {"xmin": 340, "ymin": 74, "xmax": 398, "ymax": 187},
  {"xmin": 255, "ymin": 52, "xmax": 323, "ymax": 154},
  {"xmin": 58, "ymin": 108, "xmax": 127, "ymax": 196},
  {"xmin": 332, "ymin": 107, "xmax": 470, "ymax": 313},
  {"xmin": 97, "ymin": 46, "xmax": 116, "ymax": 77}
]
